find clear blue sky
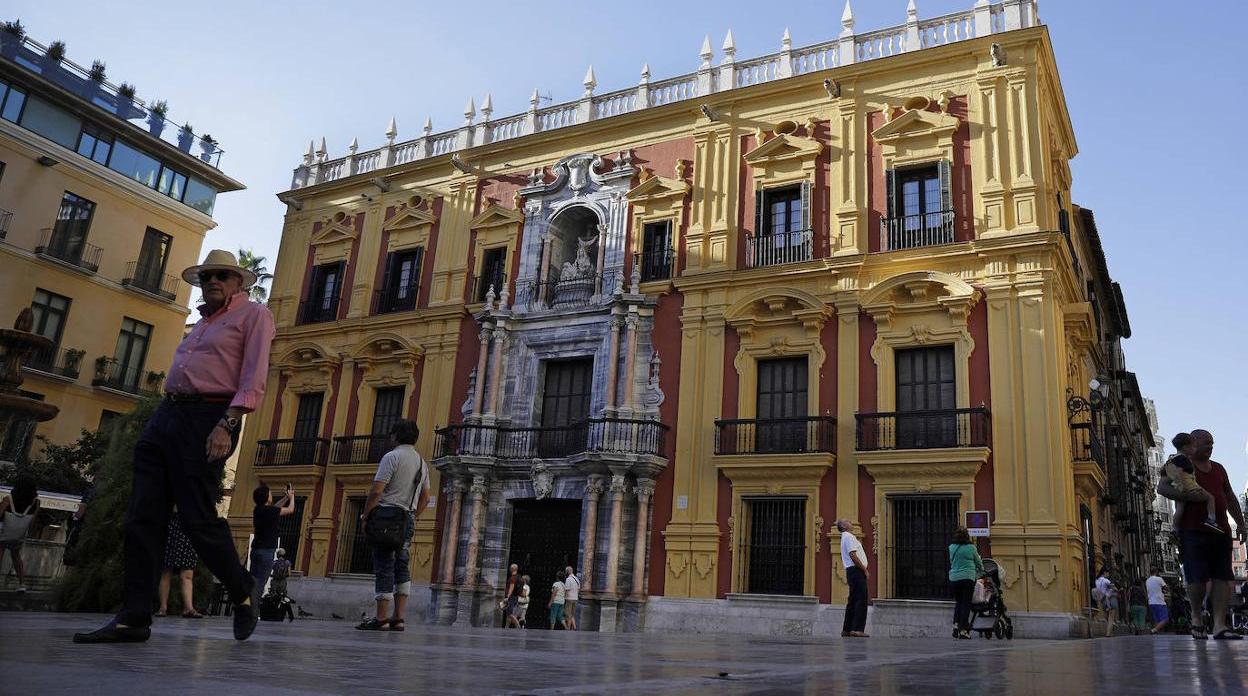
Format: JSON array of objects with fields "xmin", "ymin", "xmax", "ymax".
[{"xmin": 11, "ymin": 1, "xmax": 1247, "ymax": 491}]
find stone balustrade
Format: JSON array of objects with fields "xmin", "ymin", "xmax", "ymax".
[{"xmin": 290, "ymin": 0, "xmax": 1039, "ymax": 189}]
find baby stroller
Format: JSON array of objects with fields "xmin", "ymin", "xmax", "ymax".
[{"xmin": 969, "ymin": 558, "xmax": 1014, "ymax": 640}]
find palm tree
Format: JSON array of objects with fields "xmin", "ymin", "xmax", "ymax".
[{"xmin": 237, "ymin": 248, "xmax": 274, "ymax": 302}]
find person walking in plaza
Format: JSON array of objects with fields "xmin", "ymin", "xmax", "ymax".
[
  {"xmin": 0, "ymin": 477, "xmax": 40, "ymax": 592},
  {"xmin": 1157, "ymin": 429, "xmax": 1246, "ymax": 640},
  {"xmin": 548, "ymin": 569, "xmax": 568, "ymax": 630},
  {"xmin": 155, "ymin": 513, "xmax": 202, "ymax": 618},
  {"xmin": 74, "ymin": 250, "xmax": 276, "ymax": 644},
  {"xmin": 503, "ymin": 563, "xmax": 522, "ymax": 628},
  {"xmin": 250, "ymin": 483, "xmax": 296, "ymax": 605},
  {"xmin": 356, "ymin": 420, "xmax": 428, "ymax": 632},
  {"xmin": 948, "ymin": 527, "xmax": 983, "ymax": 639},
  {"xmin": 1146, "ymin": 566, "xmax": 1170, "ymax": 634},
  {"xmin": 838, "ymin": 519, "xmax": 869, "ymax": 637},
  {"xmin": 1094, "ymin": 568, "xmax": 1118, "ymax": 637},
  {"xmin": 515, "ymin": 574, "xmax": 531, "ymax": 628},
  {"xmin": 563, "ymin": 565, "xmax": 580, "ymax": 630},
  {"xmin": 1127, "ymin": 580, "xmax": 1148, "ymax": 633}
]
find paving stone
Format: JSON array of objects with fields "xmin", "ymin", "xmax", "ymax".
[{"xmin": 2, "ymin": 612, "xmax": 1247, "ymax": 694}]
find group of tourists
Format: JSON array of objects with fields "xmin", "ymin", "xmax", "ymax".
[{"xmin": 501, "ymin": 563, "xmax": 579, "ymax": 630}]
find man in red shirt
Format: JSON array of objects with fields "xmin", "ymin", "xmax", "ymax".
[
  {"xmin": 1157, "ymin": 429, "xmax": 1247, "ymax": 640},
  {"xmin": 75, "ymin": 250, "xmax": 275, "ymax": 644}
]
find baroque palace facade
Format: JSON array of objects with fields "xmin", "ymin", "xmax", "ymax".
[{"xmin": 228, "ymin": 0, "xmax": 1159, "ymax": 635}]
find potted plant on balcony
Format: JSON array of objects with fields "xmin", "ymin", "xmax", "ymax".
[
  {"xmin": 177, "ymin": 123, "xmax": 195, "ymax": 153},
  {"xmin": 147, "ymin": 99, "xmax": 168, "ymax": 137},
  {"xmin": 88, "ymin": 59, "xmax": 106, "ymax": 82},
  {"xmin": 116, "ymin": 81, "xmax": 140, "ymax": 119},
  {"xmin": 144, "ymin": 370, "xmax": 166, "ymax": 393},
  {"xmin": 0, "ymin": 20, "xmax": 24, "ymax": 58},
  {"xmin": 63, "ymin": 348, "xmax": 85, "ymax": 379},
  {"xmin": 42, "ymin": 39, "xmax": 65, "ymax": 65},
  {"xmin": 199, "ymin": 134, "xmax": 217, "ymax": 163},
  {"xmin": 92, "ymin": 355, "xmax": 109, "ymax": 384}
]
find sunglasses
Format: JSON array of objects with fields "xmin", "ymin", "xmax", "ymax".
[{"xmin": 198, "ymin": 270, "xmax": 237, "ymax": 283}]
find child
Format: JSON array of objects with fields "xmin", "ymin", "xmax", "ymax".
[{"xmin": 1166, "ymin": 432, "xmax": 1222, "ymax": 533}]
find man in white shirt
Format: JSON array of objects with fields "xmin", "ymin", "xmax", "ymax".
[
  {"xmin": 563, "ymin": 565, "xmax": 580, "ymax": 630},
  {"xmin": 838, "ymin": 519, "xmax": 869, "ymax": 637},
  {"xmin": 1094, "ymin": 568, "xmax": 1118, "ymax": 637},
  {"xmin": 1145, "ymin": 566, "xmax": 1170, "ymax": 634}
]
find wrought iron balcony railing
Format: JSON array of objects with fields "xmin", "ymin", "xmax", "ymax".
[
  {"xmin": 855, "ymin": 407, "xmax": 991, "ymax": 451},
  {"xmin": 255, "ymin": 438, "xmax": 330, "ymax": 467},
  {"xmin": 91, "ymin": 356, "xmax": 161, "ymax": 395},
  {"xmin": 714, "ymin": 416, "xmax": 836, "ymax": 455},
  {"xmin": 515, "ymin": 270, "xmax": 622, "ymax": 310},
  {"xmin": 35, "ymin": 228, "xmax": 102, "ymax": 273},
  {"xmin": 122, "ymin": 261, "xmax": 181, "ymax": 301},
  {"xmin": 1071, "ymin": 421, "xmax": 1106, "ymax": 471},
  {"xmin": 331, "ymin": 434, "xmax": 391, "ymax": 465},
  {"xmin": 374, "ymin": 282, "xmax": 420, "ymax": 314},
  {"xmin": 24, "ymin": 346, "xmax": 85, "ymax": 379},
  {"xmin": 297, "ymin": 297, "xmax": 340, "ymax": 325},
  {"xmin": 473, "ymin": 271, "xmax": 507, "ymax": 304},
  {"xmin": 639, "ymin": 247, "xmax": 673, "ymax": 282},
  {"xmin": 435, "ymin": 417, "xmax": 668, "ymax": 460},
  {"xmin": 879, "ymin": 209, "xmax": 956, "ymax": 251},
  {"xmin": 746, "ymin": 229, "xmax": 813, "ymax": 268}
]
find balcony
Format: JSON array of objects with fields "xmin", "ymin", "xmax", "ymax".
[
  {"xmin": 122, "ymin": 261, "xmax": 181, "ymax": 302},
  {"xmin": 0, "ymin": 207, "xmax": 12, "ymax": 239},
  {"xmin": 746, "ymin": 229, "xmax": 813, "ymax": 268},
  {"xmin": 639, "ymin": 247, "xmax": 673, "ymax": 282},
  {"xmin": 472, "ymin": 271, "xmax": 507, "ymax": 304},
  {"xmin": 255, "ymin": 438, "xmax": 330, "ymax": 467},
  {"xmin": 34, "ymin": 228, "xmax": 102, "ymax": 273},
  {"xmin": 1071, "ymin": 422, "xmax": 1105, "ymax": 470},
  {"xmin": 24, "ymin": 346, "xmax": 85, "ymax": 380},
  {"xmin": 331, "ymin": 434, "xmax": 390, "ymax": 465},
  {"xmin": 374, "ymin": 283, "xmax": 420, "ymax": 315},
  {"xmin": 91, "ymin": 356, "xmax": 161, "ymax": 396},
  {"xmin": 714, "ymin": 416, "xmax": 836, "ymax": 455},
  {"xmin": 515, "ymin": 270, "xmax": 621, "ymax": 310},
  {"xmin": 878, "ymin": 210, "xmax": 955, "ymax": 251},
  {"xmin": 855, "ymin": 407, "xmax": 990, "ymax": 451},
  {"xmin": 297, "ymin": 297, "xmax": 340, "ymax": 325},
  {"xmin": 435, "ymin": 417, "xmax": 668, "ymax": 460}
]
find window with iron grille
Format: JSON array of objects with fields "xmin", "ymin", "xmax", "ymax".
[
  {"xmin": 742, "ymin": 497, "xmax": 806, "ymax": 595},
  {"xmin": 883, "ymin": 161, "xmax": 954, "ymax": 250},
  {"xmin": 892, "ymin": 495, "xmax": 958, "ymax": 599},
  {"xmin": 378, "ymin": 247, "xmax": 422, "ymax": 313},
  {"xmin": 476, "ymin": 247, "xmax": 507, "ymax": 302},
  {"xmin": 50, "ymin": 191, "xmax": 96, "ymax": 262},
  {"xmin": 751, "ymin": 184, "xmax": 812, "ymax": 266},
  {"xmin": 274, "ymin": 497, "xmax": 307, "ymax": 566},
  {"xmin": 302, "ymin": 262, "xmax": 344, "ymax": 323},
  {"xmin": 640, "ymin": 220, "xmax": 673, "ymax": 281},
  {"xmin": 112, "ymin": 317, "xmax": 152, "ymax": 391},
  {"xmin": 335, "ymin": 496, "xmax": 372, "ymax": 574}
]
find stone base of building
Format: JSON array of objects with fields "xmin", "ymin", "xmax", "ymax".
[
  {"xmin": 280, "ymin": 575, "xmax": 432, "ymax": 624},
  {"xmin": 643, "ymin": 596, "xmax": 1090, "ymax": 640}
]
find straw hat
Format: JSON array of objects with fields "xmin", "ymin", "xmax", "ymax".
[{"xmin": 182, "ymin": 249, "xmax": 257, "ymax": 288}]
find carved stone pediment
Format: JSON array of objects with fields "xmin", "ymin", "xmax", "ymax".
[
  {"xmin": 311, "ymin": 213, "xmax": 358, "ymax": 247},
  {"xmin": 744, "ymin": 133, "xmax": 823, "ymax": 167},
  {"xmin": 470, "ymin": 203, "xmax": 524, "ymax": 230},
  {"xmin": 383, "ymin": 206, "xmax": 436, "ymax": 232},
  {"xmin": 871, "ymin": 107, "xmax": 960, "ymax": 144},
  {"xmin": 626, "ymin": 174, "xmax": 690, "ymax": 204}
]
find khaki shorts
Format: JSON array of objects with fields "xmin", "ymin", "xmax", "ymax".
[{"xmin": 564, "ymin": 599, "xmax": 577, "ymax": 616}]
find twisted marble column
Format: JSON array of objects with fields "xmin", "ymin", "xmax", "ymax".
[
  {"xmin": 461, "ymin": 475, "xmax": 488, "ymax": 587},
  {"xmin": 471, "ymin": 327, "xmax": 490, "ymax": 417},
  {"xmin": 440, "ymin": 479, "xmax": 466, "ymax": 584},
  {"xmin": 603, "ymin": 473, "xmax": 628, "ymax": 596},
  {"xmin": 581, "ymin": 475, "xmax": 606, "ymax": 593},
  {"xmin": 629, "ymin": 479, "xmax": 655, "ymax": 599}
]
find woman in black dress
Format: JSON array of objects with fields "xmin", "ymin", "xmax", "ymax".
[{"xmin": 156, "ymin": 511, "xmax": 202, "ymax": 618}]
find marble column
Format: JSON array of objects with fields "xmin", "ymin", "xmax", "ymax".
[
  {"xmin": 461, "ymin": 475, "xmax": 488, "ymax": 587},
  {"xmin": 486, "ymin": 328, "xmax": 507, "ymax": 416},
  {"xmin": 595, "ymin": 223, "xmax": 607, "ymax": 292},
  {"xmin": 629, "ymin": 479, "xmax": 655, "ymax": 599},
  {"xmin": 604, "ymin": 317, "xmax": 622, "ymax": 409},
  {"xmin": 603, "ymin": 473, "xmax": 628, "ymax": 596},
  {"xmin": 471, "ymin": 327, "xmax": 490, "ymax": 417},
  {"xmin": 622, "ymin": 314, "xmax": 639, "ymax": 411},
  {"xmin": 581, "ymin": 475, "xmax": 607, "ymax": 593},
  {"xmin": 440, "ymin": 479, "xmax": 466, "ymax": 584}
]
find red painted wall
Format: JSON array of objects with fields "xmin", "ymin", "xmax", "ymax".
[
  {"xmin": 337, "ymin": 213, "xmax": 365, "ymax": 319},
  {"xmin": 811, "ymin": 119, "xmax": 832, "ymax": 259},
  {"xmin": 647, "ymin": 289, "xmax": 684, "ymax": 596},
  {"xmin": 344, "ymin": 369, "xmax": 364, "ymax": 437},
  {"xmin": 949, "ymin": 97, "xmax": 975, "ymax": 242},
  {"xmin": 858, "ymin": 312, "xmax": 879, "ymax": 598},
  {"xmin": 418, "ymin": 198, "xmax": 442, "ymax": 310},
  {"xmin": 268, "ymin": 373, "xmax": 288, "ymax": 440},
  {"xmin": 967, "ymin": 296, "xmax": 994, "ymax": 557},
  {"xmin": 737, "ymin": 134, "xmax": 756, "ymax": 270},
  {"xmin": 407, "ymin": 357, "xmax": 425, "ymax": 422},
  {"xmin": 715, "ymin": 325, "xmax": 742, "ymax": 598},
  {"xmin": 323, "ymin": 481, "xmax": 345, "ymax": 574},
  {"xmin": 867, "ymin": 110, "xmax": 886, "ymax": 254}
]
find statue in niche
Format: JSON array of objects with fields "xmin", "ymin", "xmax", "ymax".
[
  {"xmin": 531, "ymin": 461, "xmax": 554, "ymax": 500},
  {"xmin": 559, "ymin": 234, "xmax": 597, "ymax": 282}
]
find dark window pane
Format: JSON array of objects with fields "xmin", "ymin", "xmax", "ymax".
[
  {"xmin": 20, "ymin": 96, "xmax": 81, "ymax": 148},
  {"xmin": 183, "ymin": 177, "xmax": 217, "ymax": 215},
  {"xmin": 1, "ymin": 83, "xmax": 26, "ymax": 123},
  {"xmin": 108, "ymin": 140, "xmax": 162, "ymax": 189}
]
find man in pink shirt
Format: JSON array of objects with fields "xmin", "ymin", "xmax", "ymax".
[{"xmin": 75, "ymin": 250, "xmax": 275, "ymax": 644}]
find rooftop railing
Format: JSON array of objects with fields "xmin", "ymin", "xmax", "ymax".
[{"xmin": 290, "ymin": 1, "xmax": 1038, "ymax": 189}]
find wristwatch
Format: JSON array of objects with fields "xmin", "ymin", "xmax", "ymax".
[{"xmin": 218, "ymin": 416, "xmax": 241, "ymax": 434}]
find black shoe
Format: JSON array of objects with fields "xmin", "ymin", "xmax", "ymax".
[
  {"xmin": 73, "ymin": 620, "xmax": 151, "ymax": 644},
  {"xmin": 233, "ymin": 601, "xmax": 258, "ymax": 641}
]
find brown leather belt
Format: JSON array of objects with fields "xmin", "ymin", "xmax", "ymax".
[{"xmin": 166, "ymin": 393, "xmax": 232, "ymax": 404}]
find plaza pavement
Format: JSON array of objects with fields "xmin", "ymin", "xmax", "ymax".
[{"xmin": 1, "ymin": 612, "xmax": 1246, "ymax": 695}]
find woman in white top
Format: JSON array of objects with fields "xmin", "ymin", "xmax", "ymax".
[
  {"xmin": 0, "ymin": 478, "xmax": 41, "ymax": 593},
  {"xmin": 562, "ymin": 566, "xmax": 580, "ymax": 630}
]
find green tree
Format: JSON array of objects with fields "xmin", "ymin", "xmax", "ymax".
[
  {"xmin": 237, "ymin": 248, "xmax": 274, "ymax": 303},
  {"xmin": 0, "ymin": 429, "xmax": 106, "ymax": 494}
]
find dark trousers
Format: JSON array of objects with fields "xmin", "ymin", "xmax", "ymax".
[
  {"xmin": 843, "ymin": 566, "xmax": 869, "ymax": 633},
  {"xmin": 118, "ymin": 400, "xmax": 251, "ymax": 628},
  {"xmin": 249, "ymin": 548, "xmax": 277, "ymax": 605},
  {"xmin": 952, "ymin": 579, "xmax": 975, "ymax": 630}
]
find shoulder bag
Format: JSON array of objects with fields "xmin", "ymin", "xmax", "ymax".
[{"xmin": 364, "ymin": 459, "xmax": 425, "ymax": 549}]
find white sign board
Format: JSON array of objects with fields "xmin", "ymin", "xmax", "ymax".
[
  {"xmin": 965, "ymin": 510, "xmax": 991, "ymax": 537},
  {"xmin": 676, "ymin": 495, "xmax": 689, "ymax": 510}
]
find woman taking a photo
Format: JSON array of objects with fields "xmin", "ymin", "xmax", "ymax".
[{"xmin": 949, "ymin": 527, "xmax": 984, "ymax": 639}]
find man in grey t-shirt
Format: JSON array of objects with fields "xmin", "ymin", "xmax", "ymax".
[{"xmin": 356, "ymin": 420, "xmax": 429, "ymax": 631}]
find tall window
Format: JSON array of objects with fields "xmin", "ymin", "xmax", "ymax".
[
  {"xmin": 475, "ymin": 247, "xmax": 507, "ymax": 303},
  {"xmin": 49, "ymin": 191, "xmax": 96, "ymax": 263},
  {"xmin": 301, "ymin": 262, "xmax": 343, "ymax": 324},
  {"xmin": 371, "ymin": 387, "xmax": 406, "ymax": 436},
  {"xmin": 291, "ymin": 393, "xmax": 325, "ymax": 464},
  {"xmin": 892, "ymin": 495, "xmax": 959, "ymax": 599},
  {"xmin": 884, "ymin": 161, "xmax": 953, "ymax": 250},
  {"xmin": 538, "ymin": 358, "xmax": 593, "ymax": 457},
  {"xmin": 743, "ymin": 497, "xmax": 806, "ymax": 595},
  {"xmin": 29, "ymin": 289, "xmax": 71, "ymax": 371},
  {"xmin": 274, "ymin": 496, "xmax": 307, "ymax": 567},
  {"xmin": 336, "ymin": 497, "xmax": 372, "ymax": 574},
  {"xmin": 134, "ymin": 227, "xmax": 172, "ymax": 291},
  {"xmin": 0, "ymin": 79, "xmax": 27, "ymax": 123},
  {"xmin": 157, "ymin": 166, "xmax": 188, "ymax": 201},
  {"xmin": 112, "ymin": 318, "xmax": 152, "ymax": 391},
  {"xmin": 378, "ymin": 248, "xmax": 422, "ymax": 313},
  {"xmin": 756, "ymin": 357, "xmax": 808, "ymax": 453},
  {"xmin": 640, "ymin": 221, "xmax": 673, "ymax": 281},
  {"xmin": 76, "ymin": 122, "xmax": 113, "ymax": 165},
  {"xmin": 752, "ymin": 184, "xmax": 811, "ymax": 266},
  {"xmin": 895, "ymin": 346, "xmax": 956, "ymax": 448}
]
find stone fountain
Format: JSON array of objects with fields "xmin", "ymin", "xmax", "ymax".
[{"xmin": 0, "ymin": 309, "xmax": 60, "ymax": 454}]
